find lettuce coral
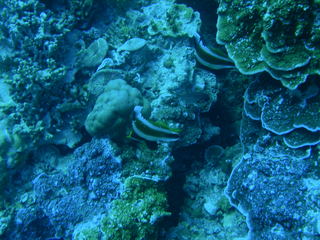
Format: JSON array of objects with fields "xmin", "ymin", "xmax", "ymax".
[
  {"xmin": 244, "ymin": 76, "xmax": 320, "ymax": 149},
  {"xmin": 226, "ymin": 87, "xmax": 319, "ymax": 238},
  {"xmin": 216, "ymin": 0, "xmax": 320, "ymax": 89}
]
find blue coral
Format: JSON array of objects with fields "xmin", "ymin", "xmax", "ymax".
[{"xmin": 6, "ymin": 138, "xmax": 121, "ymax": 239}]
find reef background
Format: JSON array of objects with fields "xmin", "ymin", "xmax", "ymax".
[{"xmin": 0, "ymin": 0, "xmax": 319, "ymax": 239}]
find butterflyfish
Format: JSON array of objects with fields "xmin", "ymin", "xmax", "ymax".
[
  {"xmin": 194, "ymin": 32, "xmax": 235, "ymax": 70},
  {"xmin": 132, "ymin": 106, "xmax": 180, "ymax": 142}
]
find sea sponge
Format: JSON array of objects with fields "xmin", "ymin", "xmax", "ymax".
[{"xmin": 85, "ymin": 79, "xmax": 142, "ymax": 139}]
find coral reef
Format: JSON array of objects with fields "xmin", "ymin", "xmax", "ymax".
[
  {"xmin": 0, "ymin": 0, "xmax": 221, "ymax": 239},
  {"xmin": 143, "ymin": 1, "xmax": 201, "ymax": 38},
  {"xmin": 85, "ymin": 79, "xmax": 142, "ymax": 139},
  {"xmin": 87, "ymin": 0, "xmax": 218, "ymax": 146},
  {"xmin": 72, "ymin": 215, "xmax": 103, "ymax": 240},
  {"xmin": 244, "ymin": 76, "xmax": 320, "ymax": 149},
  {"xmin": 216, "ymin": 0, "xmax": 320, "ymax": 89},
  {"xmin": 77, "ymin": 38, "xmax": 109, "ymax": 68},
  {"xmin": 0, "ymin": 0, "xmax": 88, "ymax": 166},
  {"xmin": 8, "ymin": 0, "xmax": 320, "ymax": 239},
  {"xmin": 101, "ymin": 177, "xmax": 170, "ymax": 240},
  {"xmin": 215, "ymin": 0, "xmax": 320, "ymax": 235},
  {"xmin": 226, "ymin": 76, "xmax": 320, "ymax": 239},
  {"xmin": 165, "ymin": 144, "xmax": 248, "ymax": 240},
  {"xmin": 4, "ymin": 138, "xmax": 122, "ymax": 239}
]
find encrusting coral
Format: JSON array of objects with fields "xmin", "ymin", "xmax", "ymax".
[
  {"xmin": 226, "ymin": 110, "xmax": 320, "ymax": 239},
  {"xmin": 225, "ymin": 70, "xmax": 320, "ymax": 238},
  {"xmin": 85, "ymin": 79, "xmax": 142, "ymax": 139},
  {"xmin": 101, "ymin": 177, "xmax": 170, "ymax": 240},
  {"xmin": 244, "ymin": 76, "xmax": 320, "ymax": 149}
]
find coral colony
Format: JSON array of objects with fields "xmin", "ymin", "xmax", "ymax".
[{"xmin": 0, "ymin": 0, "xmax": 319, "ymax": 239}]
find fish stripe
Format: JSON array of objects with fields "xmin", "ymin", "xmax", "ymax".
[
  {"xmin": 194, "ymin": 34, "xmax": 233, "ymax": 62},
  {"xmin": 194, "ymin": 33, "xmax": 235, "ymax": 70},
  {"xmin": 195, "ymin": 51, "xmax": 235, "ymax": 70},
  {"xmin": 132, "ymin": 106, "xmax": 179, "ymax": 142}
]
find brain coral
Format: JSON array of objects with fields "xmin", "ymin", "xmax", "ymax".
[{"xmin": 216, "ymin": 0, "xmax": 320, "ymax": 89}]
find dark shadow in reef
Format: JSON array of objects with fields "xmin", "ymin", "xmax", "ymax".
[
  {"xmin": 203, "ymin": 98, "xmax": 241, "ymax": 147},
  {"xmin": 161, "ymin": 144, "xmax": 204, "ymax": 229}
]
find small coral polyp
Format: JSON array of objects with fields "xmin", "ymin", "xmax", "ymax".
[{"xmin": 216, "ymin": 0, "xmax": 320, "ymax": 89}]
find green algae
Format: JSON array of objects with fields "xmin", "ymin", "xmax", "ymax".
[{"xmin": 101, "ymin": 177, "xmax": 170, "ymax": 240}]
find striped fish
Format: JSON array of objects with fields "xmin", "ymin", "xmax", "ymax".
[
  {"xmin": 194, "ymin": 32, "xmax": 235, "ymax": 70},
  {"xmin": 132, "ymin": 106, "xmax": 180, "ymax": 142}
]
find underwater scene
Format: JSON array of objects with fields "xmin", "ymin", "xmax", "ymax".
[{"xmin": 0, "ymin": 0, "xmax": 320, "ymax": 239}]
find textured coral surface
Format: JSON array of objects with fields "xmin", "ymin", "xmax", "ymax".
[
  {"xmin": 0, "ymin": 0, "xmax": 319, "ymax": 239},
  {"xmin": 216, "ymin": 0, "xmax": 320, "ymax": 89}
]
